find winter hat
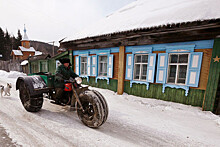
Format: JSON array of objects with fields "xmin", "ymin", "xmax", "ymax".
[{"xmin": 59, "ymin": 58, "xmax": 71, "ymax": 65}]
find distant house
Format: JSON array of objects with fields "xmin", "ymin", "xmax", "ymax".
[
  {"xmin": 11, "ymin": 26, "xmax": 42, "ymax": 61},
  {"xmin": 60, "ymin": 0, "xmax": 220, "ymax": 113}
]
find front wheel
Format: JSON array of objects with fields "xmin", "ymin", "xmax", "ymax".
[{"xmin": 76, "ymin": 90, "xmax": 108, "ymax": 128}]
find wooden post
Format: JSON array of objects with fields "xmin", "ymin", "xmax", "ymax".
[{"xmin": 117, "ymin": 46, "xmax": 125, "ymax": 95}]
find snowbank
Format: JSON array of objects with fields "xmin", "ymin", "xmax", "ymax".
[{"xmin": 0, "ymin": 70, "xmax": 26, "ymax": 79}]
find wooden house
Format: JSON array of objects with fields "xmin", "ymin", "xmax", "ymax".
[
  {"xmin": 28, "ymin": 51, "xmax": 70, "ymax": 74},
  {"xmin": 28, "ymin": 0, "xmax": 220, "ymax": 113},
  {"xmin": 58, "ymin": 0, "xmax": 220, "ymax": 113}
]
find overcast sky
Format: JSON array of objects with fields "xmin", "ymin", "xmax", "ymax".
[{"xmin": 0, "ymin": 0, "xmax": 135, "ymax": 46}]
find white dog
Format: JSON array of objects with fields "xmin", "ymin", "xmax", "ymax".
[{"xmin": 0, "ymin": 83, "xmax": 12, "ymax": 97}]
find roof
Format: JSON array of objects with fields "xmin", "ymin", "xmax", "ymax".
[
  {"xmin": 19, "ymin": 46, "xmax": 35, "ymax": 52},
  {"xmin": 35, "ymin": 51, "xmax": 43, "ymax": 56},
  {"xmin": 21, "ymin": 60, "xmax": 28, "ymax": 66},
  {"xmin": 21, "ymin": 26, "xmax": 29, "ymax": 41},
  {"xmin": 29, "ymin": 54, "xmax": 51, "ymax": 61},
  {"xmin": 66, "ymin": 0, "xmax": 220, "ymax": 41},
  {"xmin": 12, "ymin": 50, "xmax": 23, "ymax": 56}
]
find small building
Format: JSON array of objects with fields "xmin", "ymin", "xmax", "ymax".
[
  {"xmin": 60, "ymin": 0, "xmax": 220, "ymax": 113},
  {"xmin": 11, "ymin": 26, "xmax": 42, "ymax": 61},
  {"xmin": 28, "ymin": 51, "xmax": 69, "ymax": 74}
]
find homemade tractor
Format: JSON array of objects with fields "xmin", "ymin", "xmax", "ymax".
[{"xmin": 16, "ymin": 73, "xmax": 108, "ymax": 128}]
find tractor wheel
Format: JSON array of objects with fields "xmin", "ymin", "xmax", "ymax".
[
  {"xmin": 19, "ymin": 81, "xmax": 43, "ymax": 112},
  {"xmin": 76, "ymin": 90, "xmax": 105, "ymax": 128}
]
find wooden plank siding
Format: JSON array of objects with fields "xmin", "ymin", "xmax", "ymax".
[
  {"xmin": 203, "ymin": 38, "xmax": 220, "ymax": 111},
  {"xmin": 124, "ymin": 81, "xmax": 205, "ymax": 107},
  {"xmin": 193, "ymin": 49, "xmax": 212, "ymax": 90},
  {"xmin": 112, "ymin": 53, "xmax": 119, "ymax": 79},
  {"xmin": 82, "ymin": 77, "xmax": 118, "ymax": 92}
]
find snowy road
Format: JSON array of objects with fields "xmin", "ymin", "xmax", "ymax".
[{"xmin": 0, "ymin": 71, "xmax": 220, "ymax": 147}]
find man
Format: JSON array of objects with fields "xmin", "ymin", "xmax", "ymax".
[{"xmin": 54, "ymin": 58, "xmax": 78, "ymax": 104}]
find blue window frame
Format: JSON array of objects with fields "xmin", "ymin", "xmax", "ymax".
[
  {"xmin": 95, "ymin": 50, "xmax": 114, "ymax": 84},
  {"xmin": 125, "ymin": 47, "xmax": 156, "ymax": 90},
  {"xmin": 156, "ymin": 45, "xmax": 203, "ymax": 96},
  {"xmin": 74, "ymin": 49, "xmax": 114, "ymax": 84}
]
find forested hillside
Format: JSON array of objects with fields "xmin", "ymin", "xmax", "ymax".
[{"xmin": 30, "ymin": 41, "xmax": 58, "ymax": 56}]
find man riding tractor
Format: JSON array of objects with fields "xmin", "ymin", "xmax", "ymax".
[{"xmin": 53, "ymin": 58, "xmax": 79, "ymax": 105}]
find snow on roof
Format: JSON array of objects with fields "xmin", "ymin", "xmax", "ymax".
[
  {"xmin": 21, "ymin": 26, "xmax": 29, "ymax": 41},
  {"xmin": 19, "ymin": 46, "xmax": 35, "ymax": 52},
  {"xmin": 67, "ymin": 0, "xmax": 220, "ymax": 41},
  {"xmin": 35, "ymin": 51, "xmax": 43, "ymax": 56},
  {"xmin": 21, "ymin": 32, "xmax": 29, "ymax": 41},
  {"xmin": 12, "ymin": 50, "xmax": 23, "ymax": 56},
  {"xmin": 20, "ymin": 60, "xmax": 28, "ymax": 66}
]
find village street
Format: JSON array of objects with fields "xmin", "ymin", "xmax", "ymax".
[{"xmin": 0, "ymin": 71, "xmax": 220, "ymax": 147}]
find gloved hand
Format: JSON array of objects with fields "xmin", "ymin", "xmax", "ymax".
[{"xmin": 57, "ymin": 79, "xmax": 64, "ymax": 82}]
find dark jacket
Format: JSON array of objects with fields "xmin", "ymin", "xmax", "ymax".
[{"xmin": 54, "ymin": 64, "xmax": 78, "ymax": 88}]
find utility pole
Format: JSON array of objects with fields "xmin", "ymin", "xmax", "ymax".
[{"xmin": 48, "ymin": 41, "xmax": 55, "ymax": 56}]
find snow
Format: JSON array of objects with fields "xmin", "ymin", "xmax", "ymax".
[
  {"xmin": 34, "ymin": 51, "xmax": 42, "ymax": 56},
  {"xmin": 20, "ymin": 60, "xmax": 28, "ymax": 66},
  {"xmin": 67, "ymin": 0, "xmax": 220, "ymax": 41},
  {"xmin": 21, "ymin": 32, "xmax": 29, "ymax": 41},
  {"xmin": 0, "ymin": 70, "xmax": 220, "ymax": 146},
  {"xmin": 19, "ymin": 46, "xmax": 35, "ymax": 52},
  {"xmin": 12, "ymin": 50, "xmax": 23, "ymax": 56}
]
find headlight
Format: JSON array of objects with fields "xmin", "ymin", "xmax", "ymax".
[{"xmin": 75, "ymin": 77, "xmax": 82, "ymax": 84}]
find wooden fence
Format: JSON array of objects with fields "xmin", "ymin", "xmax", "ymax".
[{"xmin": 0, "ymin": 60, "xmax": 22, "ymax": 72}]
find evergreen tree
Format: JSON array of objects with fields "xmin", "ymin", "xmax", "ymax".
[
  {"xmin": 0, "ymin": 27, "xmax": 5, "ymax": 60},
  {"xmin": 11, "ymin": 36, "xmax": 17, "ymax": 49},
  {"xmin": 4, "ymin": 30, "xmax": 12, "ymax": 60},
  {"xmin": 16, "ymin": 29, "xmax": 22, "ymax": 48}
]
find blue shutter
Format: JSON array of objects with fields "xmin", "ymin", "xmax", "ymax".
[
  {"xmin": 87, "ymin": 56, "xmax": 91, "ymax": 76},
  {"xmin": 107, "ymin": 54, "xmax": 114, "ymax": 78},
  {"xmin": 125, "ymin": 54, "xmax": 134, "ymax": 80},
  {"xmin": 91, "ymin": 55, "xmax": 97, "ymax": 76},
  {"xmin": 186, "ymin": 52, "xmax": 203, "ymax": 87},
  {"xmin": 156, "ymin": 53, "xmax": 168, "ymax": 83},
  {"xmin": 75, "ymin": 56, "xmax": 80, "ymax": 75},
  {"xmin": 147, "ymin": 53, "xmax": 156, "ymax": 83}
]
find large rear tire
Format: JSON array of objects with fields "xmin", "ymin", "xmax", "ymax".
[
  {"xmin": 19, "ymin": 81, "xmax": 43, "ymax": 112},
  {"xmin": 76, "ymin": 90, "xmax": 106, "ymax": 128}
]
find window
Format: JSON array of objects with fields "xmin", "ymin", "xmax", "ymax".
[
  {"xmin": 32, "ymin": 63, "xmax": 38, "ymax": 73},
  {"xmin": 133, "ymin": 54, "xmax": 148, "ymax": 81},
  {"xmin": 167, "ymin": 53, "xmax": 189, "ymax": 85},
  {"xmin": 80, "ymin": 56, "xmax": 87, "ymax": 75},
  {"xmin": 98, "ymin": 55, "xmax": 107, "ymax": 76},
  {"xmin": 41, "ymin": 62, "xmax": 47, "ymax": 72}
]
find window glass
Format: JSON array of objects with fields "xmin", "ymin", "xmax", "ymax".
[
  {"xmin": 135, "ymin": 55, "xmax": 142, "ymax": 63},
  {"xmin": 133, "ymin": 54, "xmax": 148, "ymax": 81},
  {"xmin": 167, "ymin": 54, "xmax": 189, "ymax": 85},
  {"xmin": 141, "ymin": 64, "xmax": 147, "ymax": 80},
  {"xmin": 134, "ymin": 64, "xmax": 140, "ymax": 79},
  {"xmin": 98, "ymin": 55, "xmax": 108, "ymax": 76},
  {"xmin": 81, "ymin": 56, "xmax": 87, "ymax": 75},
  {"xmin": 177, "ymin": 65, "xmax": 187, "ymax": 83},
  {"xmin": 179, "ymin": 54, "xmax": 188, "ymax": 63},
  {"xmin": 167, "ymin": 65, "xmax": 176, "ymax": 83},
  {"xmin": 170, "ymin": 54, "xmax": 178, "ymax": 63},
  {"xmin": 142, "ymin": 55, "xmax": 148, "ymax": 63}
]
